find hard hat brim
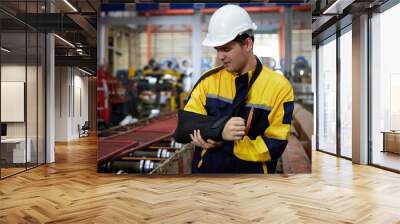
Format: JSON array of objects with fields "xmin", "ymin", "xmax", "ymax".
[
  {"xmin": 202, "ymin": 23, "xmax": 257, "ymax": 47},
  {"xmin": 202, "ymin": 36, "xmax": 236, "ymax": 47}
]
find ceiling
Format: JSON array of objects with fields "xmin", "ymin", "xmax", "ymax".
[
  {"xmin": 311, "ymin": 0, "xmax": 389, "ymax": 42},
  {"xmin": 0, "ymin": 0, "xmax": 100, "ymax": 71}
]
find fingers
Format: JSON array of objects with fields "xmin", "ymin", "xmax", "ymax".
[
  {"xmin": 195, "ymin": 130, "xmax": 208, "ymax": 147},
  {"xmin": 190, "ymin": 130, "xmax": 212, "ymax": 149},
  {"xmin": 190, "ymin": 130, "xmax": 202, "ymax": 147},
  {"xmin": 230, "ymin": 126, "xmax": 245, "ymax": 132},
  {"xmin": 229, "ymin": 117, "xmax": 245, "ymax": 139},
  {"xmin": 190, "ymin": 133, "xmax": 194, "ymax": 141},
  {"xmin": 228, "ymin": 125, "xmax": 245, "ymax": 138},
  {"xmin": 222, "ymin": 117, "xmax": 247, "ymax": 141},
  {"xmin": 228, "ymin": 117, "xmax": 245, "ymax": 129},
  {"xmin": 190, "ymin": 130, "xmax": 223, "ymax": 149},
  {"xmin": 230, "ymin": 120, "xmax": 245, "ymax": 127},
  {"xmin": 230, "ymin": 117, "xmax": 245, "ymax": 122},
  {"xmin": 190, "ymin": 133, "xmax": 198, "ymax": 147},
  {"xmin": 232, "ymin": 131, "xmax": 245, "ymax": 137}
]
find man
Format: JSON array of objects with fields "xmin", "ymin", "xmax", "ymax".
[{"xmin": 177, "ymin": 4, "xmax": 294, "ymax": 174}]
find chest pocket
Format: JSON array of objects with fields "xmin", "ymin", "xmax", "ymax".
[
  {"xmin": 205, "ymin": 94, "xmax": 233, "ymax": 117},
  {"xmin": 244, "ymin": 104, "xmax": 271, "ymax": 140}
]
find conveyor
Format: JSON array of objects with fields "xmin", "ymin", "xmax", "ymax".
[{"xmin": 97, "ymin": 113, "xmax": 192, "ymax": 174}]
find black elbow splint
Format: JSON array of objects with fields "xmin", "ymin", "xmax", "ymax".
[{"xmin": 173, "ymin": 110, "xmax": 228, "ymax": 143}]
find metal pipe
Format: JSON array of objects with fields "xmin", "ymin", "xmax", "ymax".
[
  {"xmin": 146, "ymin": 13, "xmax": 153, "ymax": 63},
  {"xmin": 170, "ymin": 140, "xmax": 183, "ymax": 149},
  {"xmin": 128, "ymin": 148, "xmax": 171, "ymax": 158},
  {"xmin": 102, "ymin": 160, "xmax": 159, "ymax": 173}
]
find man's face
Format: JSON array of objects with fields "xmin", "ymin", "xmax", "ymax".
[{"xmin": 214, "ymin": 38, "xmax": 251, "ymax": 73}]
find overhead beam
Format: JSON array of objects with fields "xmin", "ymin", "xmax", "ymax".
[
  {"xmin": 67, "ymin": 14, "xmax": 97, "ymax": 39},
  {"xmin": 312, "ymin": 15, "xmax": 335, "ymax": 33},
  {"xmin": 55, "ymin": 55, "xmax": 96, "ymax": 68},
  {"xmin": 6, "ymin": 13, "xmax": 84, "ymax": 32},
  {"xmin": 99, "ymin": 15, "xmax": 194, "ymax": 25},
  {"xmin": 322, "ymin": 0, "xmax": 355, "ymax": 15}
]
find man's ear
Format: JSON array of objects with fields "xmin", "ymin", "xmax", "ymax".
[{"xmin": 246, "ymin": 37, "xmax": 253, "ymax": 52}]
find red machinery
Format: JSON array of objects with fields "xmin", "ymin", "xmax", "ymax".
[
  {"xmin": 97, "ymin": 113, "xmax": 190, "ymax": 174},
  {"xmin": 97, "ymin": 66, "xmax": 117, "ymax": 125}
]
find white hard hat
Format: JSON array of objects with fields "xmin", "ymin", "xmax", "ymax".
[{"xmin": 202, "ymin": 4, "xmax": 257, "ymax": 47}]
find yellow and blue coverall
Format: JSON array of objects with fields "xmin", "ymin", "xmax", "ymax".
[{"xmin": 184, "ymin": 57, "xmax": 294, "ymax": 173}]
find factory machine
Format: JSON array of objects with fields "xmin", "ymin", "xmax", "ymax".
[{"xmin": 97, "ymin": 113, "xmax": 193, "ymax": 175}]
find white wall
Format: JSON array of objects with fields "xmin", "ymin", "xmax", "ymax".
[
  {"xmin": 1, "ymin": 65, "xmax": 30, "ymax": 137},
  {"xmin": 55, "ymin": 67, "xmax": 89, "ymax": 141},
  {"xmin": 55, "ymin": 67, "xmax": 68, "ymax": 141},
  {"xmin": 1, "ymin": 64, "xmax": 45, "ymax": 164},
  {"xmin": 72, "ymin": 73, "xmax": 89, "ymax": 138}
]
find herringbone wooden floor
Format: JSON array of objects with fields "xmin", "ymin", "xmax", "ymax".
[{"xmin": 1, "ymin": 135, "xmax": 400, "ymax": 223}]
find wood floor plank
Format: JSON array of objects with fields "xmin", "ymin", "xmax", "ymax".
[{"xmin": 0, "ymin": 135, "xmax": 400, "ymax": 223}]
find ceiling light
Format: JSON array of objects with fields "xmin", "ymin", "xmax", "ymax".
[
  {"xmin": 63, "ymin": 0, "xmax": 78, "ymax": 12},
  {"xmin": 78, "ymin": 67, "xmax": 93, "ymax": 76},
  {"xmin": 54, "ymin": 34, "xmax": 75, "ymax": 48},
  {"xmin": 1, "ymin": 47, "xmax": 11, "ymax": 53},
  {"xmin": 322, "ymin": 0, "xmax": 354, "ymax": 15},
  {"xmin": 323, "ymin": 0, "xmax": 341, "ymax": 14}
]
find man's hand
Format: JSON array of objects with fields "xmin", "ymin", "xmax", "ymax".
[
  {"xmin": 190, "ymin": 129, "xmax": 223, "ymax": 149},
  {"xmin": 222, "ymin": 117, "xmax": 246, "ymax": 141}
]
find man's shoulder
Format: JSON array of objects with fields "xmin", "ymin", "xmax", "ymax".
[
  {"xmin": 260, "ymin": 66, "xmax": 292, "ymax": 90},
  {"xmin": 190, "ymin": 65, "xmax": 224, "ymax": 92},
  {"xmin": 201, "ymin": 65, "xmax": 225, "ymax": 80}
]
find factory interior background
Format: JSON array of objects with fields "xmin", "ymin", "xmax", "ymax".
[
  {"xmin": 96, "ymin": 3, "xmax": 312, "ymax": 175},
  {"xmin": 0, "ymin": 0, "xmax": 399, "ymax": 223}
]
